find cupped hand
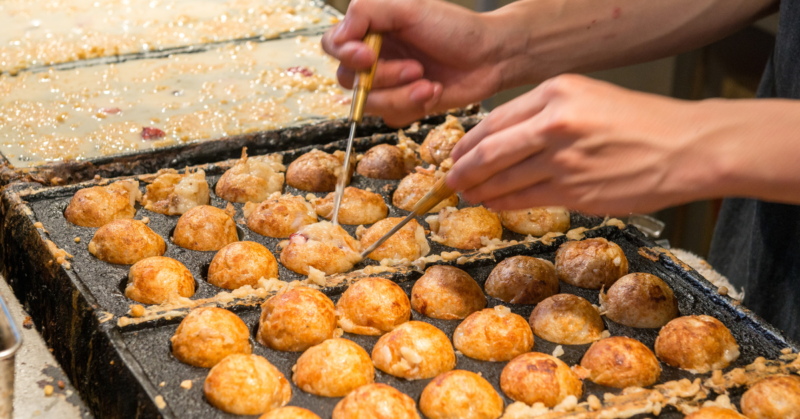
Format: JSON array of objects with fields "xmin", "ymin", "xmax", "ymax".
[
  {"xmin": 447, "ymin": 74, "xmax": 729, "ymax": 216},
  {"xmin": 321, "ymin": 0, "xmax": 509, "ymax": 126}
]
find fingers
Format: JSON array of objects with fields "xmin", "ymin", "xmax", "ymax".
[
  {"xmin": 337, "ymin": 59, "xmax": 424, "ymax": 90},
  {"xmin": 461, "ymin": 154, "xmax": 551, "ymax": 204},
  {"xmin": 364, "ymin": 79, "xmax": 443, "ymax": 127}
]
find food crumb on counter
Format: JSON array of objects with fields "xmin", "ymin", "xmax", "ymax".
[
  {"xmin": 44, "ymin": 385, "xmax": 54, "ymax": 396},
  {"xmin": 141, "ymin": 217, "xmax": 150, "ymax": 224},
  {"xmin": 22, "ymin": 316, "xmax": 33, "ymax": 329},
  {"xmin": 159, "ymin": 382, "xmax": 165, "ymax": 387},
  {"xmin": 74, "ymin": 237, "xmax": 80, "ymax": 243},
  {"xmin": 110, "ymin": 361, "xmax": 114, "ymax": 365},
  {"xmin": 57, "ymin": 381, "xmax": 65, "ymax": 389},
  {"xmin": 130, "ymin": 305, "xmax": 146, "ymax": 317},
  {"xmin": 717, "ymin": 286, "xmax": 728, "ymax": 296},
  {"xmin": 552, "ymin": 345, "xmax": 565, "ymax": 358},
  {"xmin": 180, "ymin": 380, "xmax": 192, "ymax": 390},
  {"xmin": 155, "ymin": 395, "xmax": 166, "ymax": 409}
]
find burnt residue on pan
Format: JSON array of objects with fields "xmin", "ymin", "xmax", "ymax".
[{"xmin": 2, "ymin": 115, "xmax": 798, "ymax": 419}]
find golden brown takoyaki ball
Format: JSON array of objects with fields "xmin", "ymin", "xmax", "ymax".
[
  {"xmin": 142, "ymin": 168, "xmax": 210, "ymax": 215},
  {"xmin": 419, "ymin": 115, "xmax": 465, "ymax": 165},
  {"xmin": 371, "ymin": 321, "xmax": 456, "ymax": 380},
  {"xmin": 125, "ymin": 256, "xmax": 195, "ymax": 304},
  {"xmin": 204, "ymin": 354, "xmax": 292, "ymax": 415},
  {"xmin": 359, "ymin": 218, "xmax": 430, "ymax": 262},
  {"xmin": 215, "ymin": 149, "xmax": 285, "ymax": 204},
  {"xmin": 453, "ymin": 306, "xmax": 534, "ymax": 362},
  {"xmin": 292, "ymin": 338, "xmax": 374, "ymax": 397},
  {"xmin": 411, "ymin": 265, "xmax": 486, "ymax": 320},
  {"xmin": 654, "ymin": 315, "xmax": 739, "ymax": 374},
  {"xmin": 259, "ymin": 407, "xmax": 321, "ymax": 419},
  {"xmin": 429, "ymin": 206, "xmax": 503, "ymax": 250},
  {"xmin": 170, "ymin": 307, "xmax": 251, "ymax": 368},
  {"xmin": 207, "ymin": 241, "xmax": 279, "ymax": 290},
  {"xmin": 419, "ymin": 370, "xmax": 504, "ymax": 419},
  {"xmin": 243, "ymin": 193, "xmax": 317, "ymax": 238},
  {"xmin": 485, "ymin": 256, "xmax": 559, "ymax": 305},
  {"xmin": 257, "ymin": 287, "xmax": 336, "ymax": 352},
  {"xmin": 279, "ymin": 221, "xmax": 361, "ymax": 275},
  {"xmin": 64, "ymin": 180, "xmax": 141, "ymax": 227},
  {"xmin": 332, "ymin": 383, "xmax": 420, "ymax": 419},
  {"xmin": 600, "ymin": 272, "xmax": 679, "ymax": 328},
  {"xmin": 684, "ymin": 407, "xmax": 747, "ymax": 419},
  {"xmin": 88, "ymin": 219, "xmax": 165, "ymax": 265},
  {"xmin": 286, "ymin": 149, "xmax": 353, "ymax": 192},
  {"xmin": 500, "ymin": 352, "xmax": 582, "ymax": 407},
  {"xmin": 499, "ymin": 207, "xmax": 570, "ymax": 236},
  {"xmin": 742, "ymin": 375, "xmax": 800, "ymax": 419},
  {"xmin": 528, "ymin": 294, "xmax": 604, "ymax": 345},
  {"xmin": 336, "ymin": 277, "xmax": 411, "ymax": 335},
  {"xmin": 173, "ymin": 205, "xmax": 238, "ymax": 251},
  {"xmin": 579, "ymin": 336, "xmax": 661, "ymax": 388},
  {"xmin": 313, "ymin": 187, "xmax": 388, "ymax": 225},
  {"xmin": 357, "ymin": 144, "xmax": 416, "ymax": 179},
  {"xmin": 555, "ymin": 238, "xmax": 628, "ymax": 289},
  {"xmin": 392, "ymin": 168, "xmax": 458, "ymax": 212}
]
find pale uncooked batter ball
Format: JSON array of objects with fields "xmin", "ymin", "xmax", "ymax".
[
  {"xmin": 555, "ymin": 238, "xmax": 628, "ymax": 289},
  {"xmin": 336, "ymin": 277, "xmax": 411, "ymax": 335},
  {"xmin": 65, "ymin": 180, "xmax": 141, "ymax": 227},
  {"xmin": 257, "ymin": 287, "xmax": 336, "ymax": 352},
  {"xmin": 208, "ymin": 241, "xmax": 279, "ymax": 289},
  {"xmin": 259, "ymin": 407, "xmax": 321, "ymax": 419},
  {"xmin": 313, "ymin": 187, "xmax": 388, "ymax": 225},
  {"xmin": 371, "ymin": 321, "xmax": 456, "ymax": 380},
  {"xmin": 88, "ymin": 219, "xmax": 165, "ymax": 265},
  {"xmin": 173, "ymin": 205, "xmax": 238, "ymax": 251},
  {"xmin": 204, "ymin": 354, "xmax": 292, "ymax": 415},
  {"xmin": 684, "ymin": 407, "xmax": 747, "ymax": 419},
  {"xmin": 243, "ymin": 193, "xmax": 317, "ymax": 238},
  {"xmin": 499, "ymin": 207, "xmax": 570, "ymax": 236},
  {"xmin": 528, "ymin": 294, "xmax": 604, "ymax": 345},
  {"xmin": 600, "ymin": 272, "xmax": 679, "ymax": 328},
  {"xmin": 359, "ymin": 218, "xmax": 430, "ymax": 262},
  {"xmin": 125, "ymin": 256, "xmax": 195, "ymax": 304},
  {"xmin": 453, "ymin": 306, "xmax": 534, "ymax": 362},
  {"xmin": 741, "ymin": 375, "xmax": 800, "ymax": 419},
  {"xmin": 411, "ymin": 265, "xmax": 486, "ymax": 320},
  {"xmin": 393, "ymin": 169, "xmax": 458, "ymax": 212},
  {"xmin": 485, "ymin": 256, "xmax": 559, "ymax": 305},
  {"xmin": 420, "ymin": 370, "xmax": 504, "ymax": 419},
  {"xmin": 332, "ymin": 383, "xmax": 420, "ymax": 419},
  {"xmin": 655, "ymin": 315, "xmax": 739, "ymax": 373},
  {"xmin": 286, "ymin": 149, "xmax": 352, "ymax": 192},
  {"xmin": 215, "ymin": 150, "xmax": 285, "ymax": 203},
  {"xmin": 171, "ymin": 307, "xmax": 251, "ymax": 368},
  {"xmin": 429, "ymin": 206, "xmax": 503, "ymax": 250},
  {"xmin": 500, "ymin": 352, "xmax": 582, "ymax": 407},
  {"xmin": 292, "ymin": 338, "xmax": 374, "ymax": 397},
  {"xmin": 279, "ymin": 221, "xmax": 362, "ymax": 275},
  {"xmin": 579, "ymin": 336, "xmax": 661, "ymax": 388}
]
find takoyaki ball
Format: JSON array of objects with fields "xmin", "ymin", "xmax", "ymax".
[
  {"xmin": 171, "ymin": 307, "xmax": 251, "ymax": 368},
  {"xmin": 741, "ymin": 375, "xmax": 800, "ymax": 419},
  {"xmin": 528, "ymin": 294, "xmax": 604, "ymax": 345},
  {"xmin": 371, "ymin": 321, "xmax": 456, "ymax": 380},
  {"xmin": 142, "ymin": 168, "xmax": 209, "ymax": 215},
  {"xmin": 429, "ymin": 206, "xmax": 503, "ymax": 250},
  {"xmin": 600, "ymin": 272, "xmax": 678, "ymax": 328},
  {"xmin": 357, "ymin": 144, "xmax": 416, "ymax": 179},
  {"xmin": 579, "ymin": 336, "xmax": 661, "ymax": 388},
  {"xmin": 555, "ymin": 238, "xmax": 628, "ymax": 289},
  {"xmin": 292, "ymin": 338, "xmax": 374, "ymax": 397},
  {"xmin": 88, "ymin": 219, "xmax": 165, "ymax": 265},
  {"xmin": 336, "ymin": 277, "xmax": 411, "ymax": 336},
  {"xmin": 499, "ymin": 207, "xmax": 570, "ymax": 236},
  {"xmin": 313, "ymin": 187, "xmax": 388, "ymax": 225},
  {"xmin": 684, "ymin": 407, "xmax": 747, "ymax": 419},
  {"xmin": 359, "ymin": 218, "xmax": 430, "ymax": 262},
  {"xmin": 243, "ymin": 193, "xmax": 317, "ymax": 238},
  {"xmin": 500, "ymin": 352, "xmax": 582, "ymax": 407},
  {"xmin": 64, "ymin": 180, "xmax": 141, "ymax": 227},
  {"xmin": 419, "ymin": 370, "xmax": 504, "ymax": 419},
  {"xmin": 453, "ymin": 306, "xmax": 534, "ymax": 362},
  {"xmin": 207, "ymin": 241, "xmax": 279, "ymax": 290},
  {"xmin": 332, "ymin": 383, "xmax": 420, "ymax": 419},
  {"xmin": 173, "ymin": 205, "xmax": 238, "ymax": 251},
  {"xmin": 215, "ymin": 149, "xmax": 285, "ymax": 203},
  {"xmin": 125, "ymin": 256, "xmax": 195, "ymax": 304},
  {"xmin": 204, "ymin": 354, "xmax": 291, "ymax": 415},
  {"xmin": 654, "ymin": 315, "xmax": 740, "ymax": 374},
  {"xmin": 419, "ymin": 115, "xmax": 465, "ymax": 165},
  {"xmin": 286, "ymin": 149, "xmax": 353, "ymax": 192},
  {"xmin": 411, "ymin": 265, "xmax": 486, "ymax": 320},
  {"xmin": 279, "ymin": 221, "xmax": 361, "ymax": 275},
  {"xmin": 257, "ymin": 287, "xmax": 336, "ymax": 352},
  {"xmin": 393, "ymin": 168, "xmax": 459, "ymax": 212},
  {"xmin": 260, "ymin": 407, "xmax": 321, "ymax": 419},
  {"xmin": 485, "ymin": 256, "xmax": 559, "ymax": 305}
]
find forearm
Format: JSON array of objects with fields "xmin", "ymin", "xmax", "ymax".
[{"xmin": 487, "ymin": 0, "xmax": 777, "ymax": 89}]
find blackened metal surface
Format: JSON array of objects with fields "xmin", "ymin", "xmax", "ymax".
[{"xmin": 2, "ymin": 115, "xmax": 797, "ymax": 419}]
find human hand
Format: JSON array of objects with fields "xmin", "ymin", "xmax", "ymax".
[{"xmin": 321, "ymin": 0, "xmax": 509, "ymax": 126}]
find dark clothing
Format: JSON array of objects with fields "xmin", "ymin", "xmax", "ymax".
[{"xmin": 708, "ymin": 1, "xmax": 800, "ymax": 342}]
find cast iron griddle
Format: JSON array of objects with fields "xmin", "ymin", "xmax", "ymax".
[{"xmin": 1, "ymin": 115, "xmax": 796, "ymax": 418}]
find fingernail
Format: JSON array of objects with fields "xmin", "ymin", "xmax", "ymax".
[
  {"xmin": 410, "ymin": 83, "xmax": 433, "ymax": 103},
  {"xmin": 423, "ymin": 82, "xmax": 443, "ymax": 112}
]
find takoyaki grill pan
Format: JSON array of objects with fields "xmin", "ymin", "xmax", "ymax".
[{"xmin": 1, "ymin": 114, "xmax": 796, "ymax": 419}]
